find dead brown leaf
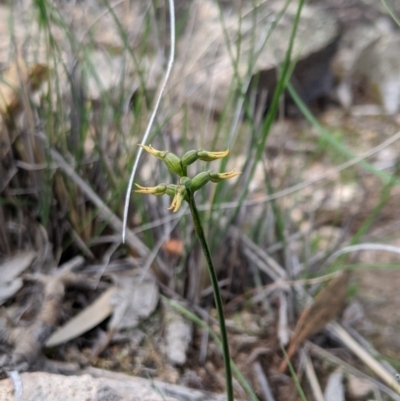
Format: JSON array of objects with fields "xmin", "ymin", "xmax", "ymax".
[{"xmin": 279, "ymin": 271, "xmax": 350, "ymax": 372}]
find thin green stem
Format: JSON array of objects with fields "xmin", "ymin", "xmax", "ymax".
[{"xmin": 187, "ymin": 190, "xmax": 233, "ymax": 401}]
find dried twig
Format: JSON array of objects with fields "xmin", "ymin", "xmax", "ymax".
[
  {"xmin": 252, "ymin": 361, "xmax": 276, "ymax": 401},
  {"xmin": 301, "ymin": 349, "xmax": 324, "ymax": 401},
  {"xmin": 277, "ymin": 289, "xmax": 289, "ymax": 347},
  {"xmin": 327, "ymin": 322, "xmax": 400, "ymax": 394},
  {"xmin": 308, "ymin": 342, "xmax": 400, "ymax": 401}
]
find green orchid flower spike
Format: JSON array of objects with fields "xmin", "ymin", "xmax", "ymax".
[
  {"xmin": 135, "ymin": 146, "xmax": 240, "ymax": 213},
  {"xmin": 134, "ymin": 146, "xmax": 239, "ymax": 401}
]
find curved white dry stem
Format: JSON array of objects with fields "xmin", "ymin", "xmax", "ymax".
[
  {"xmin": 320, "ymin": 243, "xmax": 400, "ymax": 271},
  {"xmin": 122, "ymin": 0, "xmax": 176, "ymax": 242}
]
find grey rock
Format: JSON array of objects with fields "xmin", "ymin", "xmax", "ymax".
[
  {"xmin": 355, "ymin": 33, "xmax": 400, "ymax": 113},
  {"xmin": 324, "ymin": 369, "xmax": 345, "ymax": 401},
  {"xmin": 164, "ymin": 302, "xmax": 192, "ymax": 366},
  {"xmin": 173, "ymin": 0, "xmax": 340, "ymax": 115},
  {"xmin": 0, "ymin": 370, "xmax": 238, "ymax": 401},
  {"xmin": 347, "ymin": 375, "xmax": 374, "ymax": 400},
  {"xmin": 332, "ymin": 15, "xmax": 400, "ymax": 114}
]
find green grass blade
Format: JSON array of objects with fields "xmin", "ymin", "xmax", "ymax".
[
  {"xmin": 381, "ymin": 0, "xmax": 400, "ymax": 27},
  {"xmin": 282, "ymin": 347, "xmax": 308, "ymax": 401}
]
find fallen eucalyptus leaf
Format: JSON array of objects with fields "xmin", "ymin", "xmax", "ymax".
[
  {"xmin": 0, "ymin": 251, "xmax": 37, "ymax": 305},
  {"xmin": 45, "ymin": 286, "xmax": 117, "ymax": 347}
]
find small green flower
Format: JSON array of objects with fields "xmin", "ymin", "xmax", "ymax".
[
  {"xmin": 190, "ymin": 169, "xmax": 240, "ymax": 191},
  {"xmin": 134, "ymin": 183, "xmax": 178, "ymax": 198},
  {"xmin": 179, "ymin": 176, "xmax": 192, "ymax": 188},
  {"xmin": 134, "ymin": 183, "xmax": 167, "ymax": 196},
  {"xmin": 181, "ymin": 150, "xmax": 198, "ymax": 166},
  {"xmin": 167, "ymin": 185, "xmax": 186, "ymax": 212},
  {"xmin": 209, "ymin": 169, "xmax": 240, "ymax": 183},
  {"xmin": 197, "ymin": 148, "xmax": 229, "ymax": 162},
  {"xmin": 181, "ymin": 148, "xmax": 230, "ymax": 166},
  {"xmin": 190, "ymin": 171, "xmax": 210, "ymax": 192},
  {"xmin": 139, "ymin": 144, "xmax": 184, "ymax": 176}
]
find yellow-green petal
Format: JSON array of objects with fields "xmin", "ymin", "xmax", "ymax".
[
  {"xmin": 138, "ymin": 144, "xmax": 167, "ymax": 159},
  {"xmin": 139, "ymin": 144, "xmax": 183, "ymax": 175},
  {"xmin": 167, "ymin": 186, "xmax": 185, "ymax": 212},
  {"xmin": 209, "ymin": 169, "xmax": 241, "ymax": 183}
]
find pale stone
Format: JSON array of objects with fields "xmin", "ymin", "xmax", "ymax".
[{"xmin": 347, "ymin": 375, "xmax": 374, "ymax": 399}]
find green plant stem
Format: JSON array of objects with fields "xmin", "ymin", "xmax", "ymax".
[{"xmin": 187, "ymin": 190, "xmax": 234, "ymax": 401}]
